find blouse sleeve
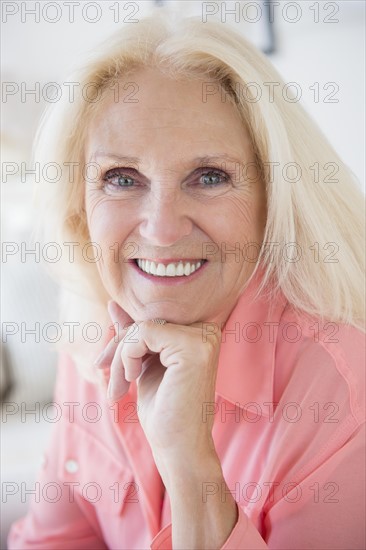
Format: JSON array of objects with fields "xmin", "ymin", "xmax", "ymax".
[
  {"xmin": 7, "ymin": 429, "xmax": 108, "ymax": 549},
  {"xmin": 264, "ymin": 421, "xmax": 365, "ymax": 549},
  {"xmin": 150, "ymin": 504, "xmax": 268, "ymax": 549},
  {"xmin": 7, "ymin": 353, "xmax": 108, "ymax": 550},
  {"xmin": 150, "ymin": 419, "xmax": 365, "ymax": 550}
]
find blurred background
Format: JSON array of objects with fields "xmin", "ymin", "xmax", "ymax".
[{"xmin": 1, "ymin": 1, "xmax": 365, "ymax": 547}]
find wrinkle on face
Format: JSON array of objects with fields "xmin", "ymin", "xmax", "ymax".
[{"xmin": 83, "ymin": 67, "xmax": 266, "ymax": 325}]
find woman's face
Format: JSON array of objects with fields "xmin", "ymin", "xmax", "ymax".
[{"xmin": 84, "ymin": 67, "xmax": 266, "ymax": 325}]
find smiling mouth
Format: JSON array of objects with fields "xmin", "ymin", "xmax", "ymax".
[{"xmin": 135, "ymin": 259, "xmax": 206, "ymax": 277}]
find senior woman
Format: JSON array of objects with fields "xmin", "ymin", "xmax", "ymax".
[{"xmin": 8, "ymin": 12, "xmax": 365, "ymax": 550}]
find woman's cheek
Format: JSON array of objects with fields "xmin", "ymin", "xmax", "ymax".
[
  {"xmin": 87, "ymin": 196, "xmax": 118, "ymax": 241},
  {"xmin": 85, "ymin": 198, "xmax": 122, "ymax": 277}
]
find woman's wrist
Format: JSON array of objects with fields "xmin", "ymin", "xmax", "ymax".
[
  {"xmin": 152, "ymin": 436, "xmax": 220, "ymax": 490},
  {"xmin": 158, "ymin": 453, "xmax": 238, "ymax": 549}
]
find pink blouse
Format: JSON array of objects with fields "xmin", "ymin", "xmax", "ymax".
[{"xmin": 8, "ymin": 277, "xmax": 365, "ymax": 549}]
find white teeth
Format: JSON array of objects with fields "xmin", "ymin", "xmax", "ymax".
[
  {"xmin": 166, "ymin": 264, "xmax": 176, "ymax": 276},
  {"xmin": 176, "ymin": 263, "xmax": 184, "ymax": 276},
  {"xmin": 136, "ymin": 259, "xmax": 204, "ymax": 277},
  {"xmin": 150, "ymin": 261, "xmax": 157, "ymax": 275}
]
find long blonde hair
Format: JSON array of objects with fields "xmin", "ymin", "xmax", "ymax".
[{"xmin": 31, "ymin": 11, "xmax": 365, "ymax": 380}]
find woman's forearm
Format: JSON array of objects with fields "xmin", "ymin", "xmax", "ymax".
[{"xmin": 155, "ymin": 451, "xmax": 238, "ymax": 549}]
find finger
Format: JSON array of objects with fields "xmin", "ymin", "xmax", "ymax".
[
  {"xmin": 121, "ymin": 323, "xmax": 150, "ymax": 380},
  {"xmin": 107, "ymin": 330, "xmax": 156, "ymax": 401},
  {"xmin": 94, "ymin": 301, "xmax": 134, "ymax": 368},
  {"xmin": 105, "ymin": 302, "xmax": 135, "ymax": 400},
  {"xmin": 124, "ymin": 321, "xmax": 220, "ymax": 373},
  {"xmin": 96, "ymin": 365, "xmax": 110, "ymax": 390},
  {"xmin": 94, "ymin": 336, "xmax": 119, "ymax": 369},
  {"xmin": 107, "ymin": 338, "xmax": 130, "ymax": 402},
  {"xmin": 107, "ymin": 300, "xmax": 135, "ymax": 339}
]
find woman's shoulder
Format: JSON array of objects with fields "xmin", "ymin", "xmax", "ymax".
[{"xmin": 274, "ymin": 303, "xmax": 365, "ymax": 426}]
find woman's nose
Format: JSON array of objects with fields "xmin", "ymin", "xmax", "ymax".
[{"xmin": 138, "ymin": 187, "xmax": 193, "ymax": 247}]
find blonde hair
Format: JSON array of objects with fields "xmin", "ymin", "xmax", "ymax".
[{"xmin": 31, "ymin": 11, "xmax": 365, "ymax": 380}]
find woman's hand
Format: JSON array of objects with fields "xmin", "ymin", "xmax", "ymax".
[
  {"xmin": 98, "ymin": 300, "xmax": 222, "ymax": 466},
  {"xmin": 96, "ymin": 301, "xmax": 238, "ymax": 548}
]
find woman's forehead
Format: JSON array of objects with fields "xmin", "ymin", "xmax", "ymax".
[
  {"xmin": 84, "ymin": 69, "xmax": 252, "ymax": 162},
  {"xmin": 90, "ymin": 71, "xmax": 238, "ymax": 120}
]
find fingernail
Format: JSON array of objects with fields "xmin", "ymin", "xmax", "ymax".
[
  {"xmin": 94, "ymin": 349, "xmax": 106, "ymax": 367},
  {"xmin": 107, "ymin": 300, "xmax": 116, "ymax": 317},
  {"xmin": 107, "ymin": 379, "xmax": 115, "ymax": 402}
]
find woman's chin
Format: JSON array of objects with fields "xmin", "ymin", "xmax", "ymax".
[{"xmin": 128, "ymin": 304, "xmax": 201, "ymax": 326}]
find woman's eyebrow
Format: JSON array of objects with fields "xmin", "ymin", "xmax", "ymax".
[{"xmin": 89, "ymin": 152, "xmax": 244, "ymax": 167}]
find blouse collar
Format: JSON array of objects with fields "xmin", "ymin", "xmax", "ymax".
[{"xmin": 215, "ymin": 268, "xmax": 288, "ymax": 417}]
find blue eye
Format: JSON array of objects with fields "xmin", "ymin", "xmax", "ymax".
[
  {"xmin": 103, "ymin": 170, "xmax": 135, "ymax": 187},
  {"xmin": 200, "ymin": 171, "xmax": 229, "ymax": 186},
  {"xmin": 116, "ymin": 175, "xmax": 134, "ymax": 187}
]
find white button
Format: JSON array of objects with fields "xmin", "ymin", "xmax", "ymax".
[{"xmin": 65, "ymin": 459, "xmax": 79, "ymax": 474}]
